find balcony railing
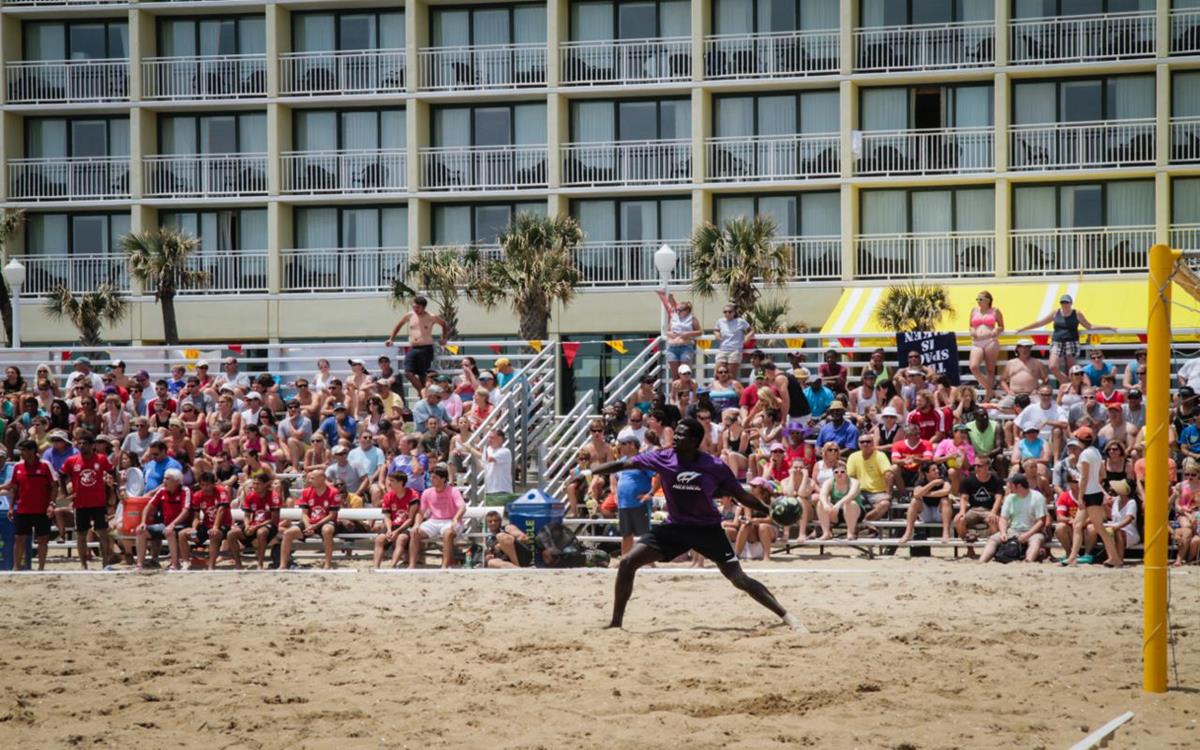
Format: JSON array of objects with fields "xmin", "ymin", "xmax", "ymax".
[
  {"xmin": 1010, "ymin": 11, "xmax": 1155, "ymax": 65},
  {"xmin": 1171, "ymin": 116, "xmax": 1200, "ymax": 163},
  {"xmin": 1010, "ymin": 226, "xmax": 1154, "ymax": 275},
  {"xmin": 418, "ymin": 43, "xmax": 546, "ymax": 90},
  {"xmin": 855, "ymin": 20, "xmax": 994, "ymax": 72},
  {"xmin": 11, "ymin": 254, "xmax": 130, "ymax": 297},
  {"xmin": 1172, "ymin": 9, "xmax": 1200, "ymax": 55},
  {"xmin": 704, "ymin": 29, "xmax": 839, "ymax": 79},
  {"xmin": 143, "ymin": 153, "xmax": 268, "ymax": 198},
  {"xmin": 706, "ymin": 134, "xmax": 838, "ymax": 183},
  {"xmin": 178, "ymin": 252, "xmax": 269, "ymax": 295},
  {"xmin": 575, "ymin": 240, "xmax": 692, "ymax": 286},
  {"xmin": 419, "ymin": 145, "xmax": 547, "ymax": 191},
  {"xmin": 279, "ymin": 49, "xmax": 405, "ymax": 96},
  {"xmin": 1009, "ymin": 119, "xmax": 1155, "ymax": 170},
  {"xmin": 282, "ymin": 150, "xmax": 407, "ymax": 194},
  {"xmin": 562, "ymin": 139, "xmax": 691, "ymax": 187},
  {"xmin": 1171, "ymin": 224, "xmax": 1200, "ymax": 253},
  {"xmin": 142, "ymin": 54, "xmax": 266, "ymax": 100},
  {"xmin": 856, "ymin": 232, "xmax": 996, "ymax": 279},
  {"xmin": 5, "ymin": 58, "xmax": 128, "ymax": 104},
  {"xmin": 857, "ymin": 127, "xmax": 994, "ymax": 175},
  {"xmin": 3, "ymin": 0, "xmax": 127, "ymax": 4},
  {"xmin": 282, "ymin": 248, "xmax": 408, "ymax": 293},
  {"xmin": 8, "ymin": 156, "xmax": 129, "ymax": 202},
  {"xmin": 560, "ymin": 37, "xmax": 691, "ymax": 86}
]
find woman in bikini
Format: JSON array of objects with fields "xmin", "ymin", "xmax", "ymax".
[{"xmin": 968, "ymin": 290, "xmax": 1004, "ymax": 399}]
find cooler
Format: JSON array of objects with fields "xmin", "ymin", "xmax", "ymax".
[
  {"xmin": 506, "ymin": 489, "xmax": 565, "ymax": 540},
  {"xmin": 0, "ymin": 497, "xmax": 32, "ymax": 571},
  {"xmin": 122, "ymin": 496, "xmax": 150, "ymax": 535}
]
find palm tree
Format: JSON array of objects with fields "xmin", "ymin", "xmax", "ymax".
[
  {"xmin": 121, "ymin": 227, "xmax": 208, "ymax": 344},
  {"xmin": 45, "ymin": 284, "xmax": 128, "ymax": 347},
  {"xmin": 470, "ymin": 213, "xmax": 583, "ymax": 340},
  {"xmin": 392, "ymin": 247, "xmax": 482, "ymax": 340},
  {"xmin": 875, "ymin": 282, "xmax": 955, "ymax": 332},
  {"xmin": 0, "ymin": 208, "xmax": 26, "ymax": 346},
  {"xmin": 689, "ymin": 215, "xmax": 792, "ymax": 315},
  {"xmin": 746, "ymin": 298, "xmax": 792, "ymax": 334}
]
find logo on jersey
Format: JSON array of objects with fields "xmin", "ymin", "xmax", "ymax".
[
  {"xmin": 673, "ymin": 471, "xmax": 703, "ymax": 492},
  {"xmin": 78, "ymin": 468, "xmax": 98, "ymax": 486}
]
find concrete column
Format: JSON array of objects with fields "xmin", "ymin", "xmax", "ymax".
[
  {"xmin": 267, "ymin": 201, "xmax": 284, "ymax": 295},
  {"xmin": 692, "ymin": 187, "xmax": 710, "ymax": 229},
  {"xmin": 994, "ymin": 72, "xmax": 1009, "ymax": 175},
  {"xmin": 547, "ymin": 0, "xmax": 567, "ymax": 87},
  {"xmin": 993, "ymin": 0, "xmax": 1009, "ymax": 66},
  {"xmin": 408, "ymin": 0, "xmax": 426, "ymax": 93},
  {"xmin": 409, "ymin": 198, "xmax": 430, "ymax": 260},
  {"xmin": 839, "ymin": 0, "xmax": 855, "ymax": 75},
  {"xmin": 1156, "ymin": 172, "xmax": 1171, "ymax": 246},
  {"xmin": 1157, "ymin": 0, "xmax": 1170, "ymax": 59},
  {"xmin": 547, "ymin": 92, "xmax": 565, "ymax": 188},
  {"xmin": 129, "ymin": 9, "xmax": 152, "ymax": 101},
  {"xmin": 548, "ymin": 193, "xmax": 569, "ymax": 219},
  {"xmin": 0, "ymin": 112, "xmax": 17, "ymax": 202},
  {"xmin": 1156, "ymin": 63, "xmax": 1170, "ymax": 169},
  {"xmin": 692, "ymin": 87, "xmax": 710, "ymax": 184},
  {"xmin": 692, "ymin": 0, "xmax": 709, "ymax": 82},
  {"xmin": 840, "ymin": 184, "xmax": 856, "ymax": 281},
  {"xmin": 266, "ymin": 5, "xmax": 287, "ymax": 98},
  {"xmin": 994, "ymin": 177, "xmax": 1011, "ymax": 277},
  {"xmin": 408, "ymin": 99, "xmax": 428, "ymax": 192},
  {"xmin": 130, "ymin": 108, "xmax": 156, "ymax": 199},
  {"xmin": 0, "ymin": 15, "xmax": 18, "ymax": 104},
  {"xmin": 129, "ymin": 206, "xmax": 155, "ymax": 299},
  {"xmin": 839, "ymin": 79, "xmax": 855, "ymax": 179},
  {"xmin": 267, "ymin": 103, "xmax": 289, "ymax": 197}
]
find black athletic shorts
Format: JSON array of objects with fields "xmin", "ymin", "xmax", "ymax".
[
  {"xmin": 297, "ymin": 519, "xmax": 337, "ymax": 540},
  {"xmin": 618, "ymin": 505, "xmax": 652, "ymax": 537},
  {"xmin": 195, "ymin": 525, "xmax": 230, "ymax": 546},
  {"xmin": 74, "ymin": 506, "xmax": 108, "ymax": 533},
  {"xmin": 640, "ymin": 523, "xmax": 737, "ymax": 565},
  {"xmin": 1083, "ymin": 491, "xmax": 1105, "ymax": 508},
  {"xmin": 13, "ymin": 513, "xmax": 51, "ymax": 538},
  {"xmin": 404, "ymin": 345, "xmax": 435, "ymax": 379},
  {"xmin": 237, "ymin": 522, "xmax": 278, "ymax": 546}
]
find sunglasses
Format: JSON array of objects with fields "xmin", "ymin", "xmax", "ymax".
[
  {"xmin": 590, "ymin": 428, "xmax": 603, "ymax": 433},
  {"xmin": 629, "ymin": 418, "xmax": 642, "ymax": 424},
  {"xmin": 835, "ymin": 469, "xmax": 847, "ymax": 475},
  {"xmin": 1186, "ymin": 473, "xmax": 1198, "ymax": 478}
]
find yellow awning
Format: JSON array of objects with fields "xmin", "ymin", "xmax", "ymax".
[{"xmin": 820, "ymin": 278, "xmax": 1200, "ymax": 342}]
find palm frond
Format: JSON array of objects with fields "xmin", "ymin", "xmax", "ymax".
[
  {"xmin": 0, "ymin": 209, "xmax": 26, "ymax": 250},
  {"xmin": 875, "ymin": 283, "xmax": 956, "ymax": 333},
  {"xmin": 43, "ymin": 284, "xmax": 127, "ymax": 346},
  {"xmin": 689, "ymin": 215, "xmax": 789, "ymax": 313}
]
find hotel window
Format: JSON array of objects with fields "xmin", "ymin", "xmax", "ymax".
[
  {"xmin": 23, "ymin": 19, "xmax": 128, "ymax": 60},
  {"xmin": 25, "ymin": 212, "xmax": 130, "ymax": 256},
  {"xmin": 158, "ymin": 16, "xmax": 264, "ymax": 56},
  {"xmin": 715, "ymin": 192, "xmax": 839, "ymax": 237},
  {"xmin": 429, "ymin": 103, "xmax": 547, "ymax": 188},
  {"xmin": 1012, "ymin": 180, "xmax": 1154, "ymax": 271},
  {"xmin": 712, "ymin": 90, "xmax": 838, "ymax": 178},
  {"xmin": 432, "ymin": 202, "xmax": 547, "ymax": 246},
  {"xmin": 291, "ymin": 206, "xmax": 409, "ymax": 291}
]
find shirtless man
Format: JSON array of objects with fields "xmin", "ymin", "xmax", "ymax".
[
  {"xmin": 385, "ymin": 296, "xmax": 448, "ymax": 396},
  {"xmin": 1001, "ymin": 339, "xmax": 1048, "ymax": 398},
  {"xmin": 1098, "ymin": 404, "xmax": 1137, "ymax": 453}
]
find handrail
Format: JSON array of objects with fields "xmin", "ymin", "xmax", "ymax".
[
  {"xmin": 542, "ymin": 391, "xmax": 598, "ymax": 499},
  {"xmin": 603, "ymin": 335, "xmax": 664, "ymax": 407}
]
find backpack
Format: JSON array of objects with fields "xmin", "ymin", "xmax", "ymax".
[
  {"xmin": 993, "ymin": 538, "xmax": 1025, "ymax": 564},
  {"xmin": 534, "ymin": 522, "xmax": 587, "ymax": 568}
]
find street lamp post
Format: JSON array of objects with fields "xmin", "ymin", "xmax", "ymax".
[
  {"xmin": 653, "ymin": 244, "xmax": 677, "ymax": 396},
  {"xmin": 3, "ymin": 258, "xmax": 26, "ymax": 348}
]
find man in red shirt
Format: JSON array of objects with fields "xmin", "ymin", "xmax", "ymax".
[
  {"xmin": 135, "ymin": 468, "xmax": 191, "ymax": 570},
  {"xmin": 906, "ymin": 392, "xmax": 952, "ymax": 443},
  {"xmin": 279, "ymin": 469, "xmax": 341, "ymax": 570},
  {"xmin": 59, "ymin": 433, "xmax": 116, "ymax": 569},
  {"xmin": 373, "ymin": 472, "xmax": 419, "ymax": 569},
  {"xmin": 228, "ymin": 471, "xmax": 281, "ymax": 569},
  {"xmin": 178, "ymin": 472, "xmax": 231, "ymax": 570},
  {"xmin": 6, "ymin": 440, "xmax": 57, "ymax": 570},
  {"xmin": 891, "ymin": 423, "xmax": 934, "ymax": 493}
]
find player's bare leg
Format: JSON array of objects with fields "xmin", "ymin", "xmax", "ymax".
[
  {"xmin": 607, "ymin": 543, "xmax": 663, "ymax": 628},
  {"xmin": 715, "ymin": 558, "xmax": 807, "ymax": 633}
]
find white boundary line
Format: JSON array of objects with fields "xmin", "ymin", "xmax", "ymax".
[
  {"xmin": 0, "ymin": 568, "xmax": 356, "ymax": 576},
  {"xmin": 1067, "ymin": 711, "xmax": 1135, "ymax": 750},
  {"xmin": 368, "ymin": 567, "xmax": 916, "ymax": 575}
]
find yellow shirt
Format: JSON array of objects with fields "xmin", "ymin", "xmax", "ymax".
[{"xmin": 846, "ymin": 450, "xmax": 892, "ymax": 494}]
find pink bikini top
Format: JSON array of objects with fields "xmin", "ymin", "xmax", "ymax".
[{"xmin": 971, "ymin": 309, "xmax": 997, "ymax": 328}]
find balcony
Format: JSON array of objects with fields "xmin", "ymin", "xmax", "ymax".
[
  {"xmin": 1009, "ymin": 119, "xmax": 1155, "ymax": 170},
  {"xmin": 704, "ymin": 30, "xmax": 839, "ymax": 79},
  {"xmin": 8, "ymin": 156, "xmax": 129, "ymax": 202},
  {"xmin": 11, "ymin": 254, "xmax": 130, "ymax": 297},
  {"xmin": 1172, "ymin": 9, "xmax": 1200, "ymax": 55},
  {"xmin": 143, "ymin": 153, "xmax": 268, "ymax": 198},
  {"xmin": 142, "ymin": 54, "xmax": 266, "ymax": 100},
  {"xmin": 560, "ymin": 37, "xmax": 691, "ymax": 86},
  {"xmin": 281, "ymin": 150, "xmax": 407, "ymax": 194},
  {"xmin": 3, "ymin": 0, "xmax": 127, "ymax": 4},
  {"xmin": 856, "ymin": 232, "xmax": 995, "ymax": 279},
  {"xmin": 177, "ymin": 252, "xmax": 269, "ymax": 295},
  {"xmin": 5, "ymin": 59, "xmax": 128, "ymax": 104},
  {"xmin": 574, "ymin": 240, "xmax": 691, "ymax": 287},
  {"xmin": 706, "ymin": 134, "xmax": 838, "ymax": 183},
  {"xmin": 418, "ymin": 43, "xmax": 546, "ymax": 90},
  {"xmin": 562, "ymin": 140, "xmax": 691, "ymax": 187},
  {"xmin": 857, "ymin": 127, "xmax": 993, "ymax": 176},
  {"xmin": 419, "ymin": 145, "xmax": 547, "ymax": 191},
  {"xmin": 855, "ymin": 21, "xmax": 994, "ymax": 72},
  {"xmin": 1171, "ymin": 224, "xmax": 1200, "ymax": 252},
  {"xmin": 1010, "ymin": 226, "xmax": 1154, "ymax": 275},
  {"xmin": 279, "ymin": 49, "xmax": 405, "ymax": 96},
  {"xmin": 1172, "ymin": 116, "xmax": 1200, "ymax": 163},
  {"xmin": 282, "ymin": 248, "xmax": 408, "ymax": 293},
  {"xmin": 1009, "ymin": 12, "xmax": 1154, "ymax": 65}
]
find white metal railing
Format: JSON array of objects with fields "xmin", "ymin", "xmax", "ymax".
[
  {"xmin": 1171, "ymin": 116, "xmax": 1200, "ymax": 163},
  {"xmin": 1172, "ymin": 9, "xmax": 1200, "ymax": 55},
  {"xmin": 781, "ymin": 236, "xmax": 842, "ymax": 280},
  {"xmin": 1010, "ymin": 11, "xmax": 1155, "ymax": 65},
  {"xmin": 5, "ymin": 58, "xmax": 128, "ymax": 104},
  {"xmin": 8, "ymin": 156, "xmax": 130, "ymax": 201},
  {"xmin": 3, "ymin": 0, "xmax": 126, "ymax": 4},
  {"xmin": 706, "ymin": 133, "xmax": 839, "ymax": 182},
  {"xmin": 855, "ymin": 20, "xmax": 994, "ymax": 71},
  {"xmin": 279, "ymin": 49, "xmax": 406, "ymax": 96},
  {"xmin": 142, "ymin": 54, "xmax": 266, "ymax": 100},
  {"xmin": 1171, "ymin": 224, "xmax": 1200, "ymax": 253},
  {"xmin": 575, "ymin": 240, "xmax": 691, "ymax": 287},
  {"xmin": 857, "ymin": 127, "xmax": 993, "ymax": 175},
  {"xmin": 419, "ymin": 145, "xmax": 547, "ymax": 190},
  {"xmin": 603, "ymin": 335, "xmax": 665, "ymax": 408},
  {"xmin": 541, "ymin": 389, "xmax": 598, "ymax": 501},
  {"xmin": 178, "ymin": 252, "xmax": 269, "ymax": 295},
  {"xmin": 561, "ymin": 139, "xmax": 691, "ymax": 186},
  {"xmin": 281, "ymin": 248, "xmax": 408, "ymax": 293},
  {"xmin": 856, "ymin": 232, "xmax": 995, "ymax": 279},
  {"xmin": 1009, "ymin": 226, "xmax": 1155, "ymax": 275},
  {"xmin": 418, "ymin": 43, "xmax": 546, "ymax": 90},
  {"xmin": 143, "ymin": 153, "xmax": 268, "ymax": 198},
  {"xmin": 560, "ymin": 37, "xmax": 691, "ymax": 85},
  {"xmin": 1009, "ymin": 119, "xmax": 1155, "ymax": 170},
  {"xmin": 10, "ymin": 254, "xmax": 130, "ymax": 297},
  {"xmin": 704, "ymin": 29, "xmax": 839, "ymax": 78},
  {"xmin": 281, "ymin": 150, "xmax": 406, "ymax": 194}
]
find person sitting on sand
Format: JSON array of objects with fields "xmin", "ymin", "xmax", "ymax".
[
  {"xmin": 278, "ymin": 469, "xmax": 341, "ymax": 570},
  {"xmin": 373, "ymin": 472, "xmax": 418, "ymax": 569},
  {"xmin": 897, "ymin": 462, "xmax": 952, "ymax": 545},
  {"xmin": 979, "ymin": 473, "xmax": 1047, "ymax": 564},
  {"xmin": 482, "ymin": 510, "xmax": 534, "ymax": 568}
]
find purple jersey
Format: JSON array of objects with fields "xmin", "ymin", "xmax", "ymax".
[{"xmin": 627, "ymin": 449, "xmax": 741, "ymax": 526}]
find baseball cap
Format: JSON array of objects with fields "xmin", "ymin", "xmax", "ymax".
[
  {"xmin": 768, "ymin": 442, "xmax": 785, "ymax": 452},
  {"xmin": 881, "ymin": 406, "xmax": 900, "ymax": 418},
  {"xmin": 479, "ymin": 371, "xmax": 496, "ymax": 381},
  {"xmin": 617, "ymin": 434, "xmax": 640, "ymax": 446},
  {"xmin": 196, "ymin": 359, "xmax": 210, "ymax": 368},
  {"xmin": 1066, "ymin": 439, "xmax": 1083, "ymax": 449},
  {"xmin": 1073, "ymin": 426, "xmax": 1094, "ymax": 441},
  {"xmin": 1182, "ymin": 386, "xmax": 1197, "ymax": 399},
  {"xmin": 111, "ymin": 359, "xmax": 125, "ymax": 368},
  {"xmin": 245, "ymin": 391, "xmax": 262, "ymax": 401},
  {"xmin": 1106, "ymin": 402, "xmax": 1122, "ymax": 411},
  {"xmin": 678, "ymin": 364, "xmax": 692, "ymax": 375},
  {"xmin": 495, "ymin": 357, "xmax": 511, "ymax": 368},
  {"xmin": 828, "ymin": 400, "xmax": 846, "ymax": 411},
  {"xmin": 1070, "ymin": 365, "xmax": 1085, "ymax": 374},
  {"xmin": 749, "ymin": 476, "xmax": 773, "ymax": 489},
  {"xmin": 348, "ymin": 358, "xmax": 365, "ymax": 367},
  {"xmin": 219, "ymin": 383, "xmax": 235, "ymax": 393},
  {"xmin": 1023, "ymin": 424, "xmax": 1039, "ymax": 433},
  {"xmin": 136, "ymin": 369, "xmax": 150, "ymax": 380},
  {"xmin": 1060, "ymin": 294, "xmax": 1073, "ymax": 303},
  {"xmin": 428, "ymin": 385, "xmax": 444, "ymax": 396},
  {"xmin": 333, "ymin": 403, "xmax": 347, "ymax": 411},
  {"xmin": 1015, "ymin": 338, "xmax": 1035, "ymax": 348},
  {"xmin": 224, "ymin": 356, "xmax": 237, "ymax": 365},
  {"xmin": 76, "ymin": 357, "xmax": 91, "ymax": 366},
  {"xmin": 49, "ymin": 430, "xmax": 70, "ymax": 442},
  {"xmin": 1129, "ymin": 388, "xmax": 1142, "ymax": 398},
  {"xmin": 332, "ymin": 445, "xmax": 349, "ymax": 455},
  {"xmin": 953, "ymin": 424, "xmax": 968, "ymax": 433}
]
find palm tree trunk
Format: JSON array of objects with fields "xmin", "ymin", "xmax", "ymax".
[
  {"xmin": 0, "ymin": 282, "xmax": 11, "ymax": 347},
  {"xmin": 437, "ymin": 292, "xmax": 459, "ymax": 340},
  {"xmin": 161, "ymin": 289, "xmax": 180, "ymax": 344},
  {"xmin": 518, "ymin": 302, "xmax": 549, "ymax": 340}
]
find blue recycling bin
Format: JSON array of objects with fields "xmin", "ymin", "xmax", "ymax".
[
  {"xmin": 0, "ymin": 497, "xmax": 32, "ymax": 571},
  {"xmin": 506, "ymin": 489, "xmax": 565, "ymax": 542}
]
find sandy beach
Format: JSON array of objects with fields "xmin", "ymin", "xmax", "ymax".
[{"xmin": 0, "ymin": 557, "xmax": 1197, "ymax": 749}]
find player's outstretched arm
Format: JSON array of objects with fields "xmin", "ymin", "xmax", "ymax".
[
  {"xmin": 584, "ymin": 459, "xmax": 630, "ymax": 478},
  {"xmin": 729, "ymin": 484, "xmax": 771, "ymax": 516}
]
